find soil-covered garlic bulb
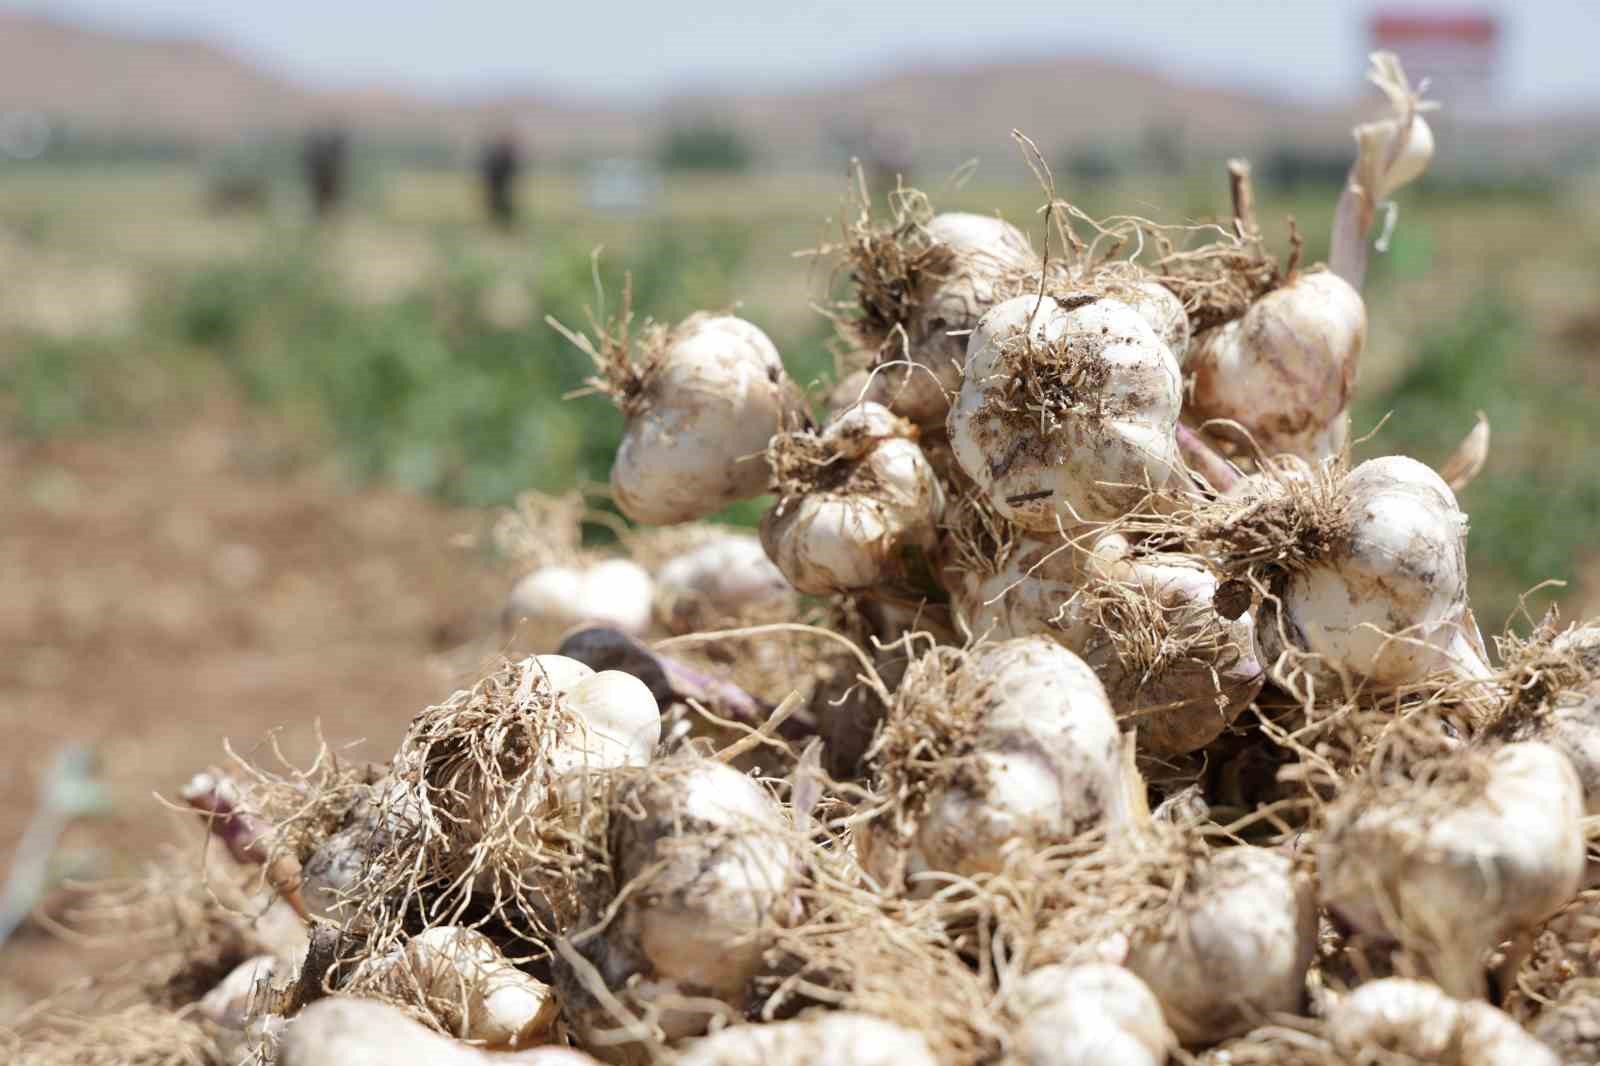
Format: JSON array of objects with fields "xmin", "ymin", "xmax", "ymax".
[
  {"xmin": 1508, "ymin": 680, "xmax": 1600, "ymax": 813},
  {"xmin": 351, "ymin": 926, "xmax": 558, "ymax": 1048},
  {"xmin": 1078, "ymin": 537, "xmax": 1263, "ymax": 755},
  {"xmin": 654, "ymin": 533, "xmax": 790, "ymax": 622},
  {"xmin": 953, "ymin": 535, "xmax": 1094, "ymax": 648},
  {"xmin": 949, "ymin": 294, "xmax": 1182, "ymax": 531},
  {"xmin": 1186, "ymin": 271, "xmax": 1366, "ymax": 462},
  {"xmin": 1010, "ymin": 964, "xmax": 1176, "ymax": 1066},
  {"xmin": 604, "ymin": 315, "xmax": 804, "ymax": 525},
  {"xmin": 860, "ymin": 638, "xmax": 1132, "ymax": 890},
  {"xmin": 504, "ymin": 558, "xmax": 655, "ymax": 648},
  {"xmin": 954, "ymin": 532, "xmax": 1261, "ymax": 755},
  {"xmin": 675, "ymin": 1012, "xmax": 938, "ymax": 1066},
  {"xmin": 1125, "ymin": 846, "xmax": 1317, "ymax": 1045},
  {"xmin": 863, "ymin": 212, "xmax": 1040, "ymax": 425},
  {"xmin": 761, "ymin": 403, "xmax": 944, "ymax": 595},
  {"xmin": 1319, "ymin": 742, "xmax": 1586, "ymax": 998},
  {"xmin": 1327, "ymin": 978, "xmax": 1558, "ymax": 1066},
  {"xmin": 562, "ymin": 758, "xmax": 798, "ymax": 1052},
  {"xmin": 1259, "ymin": 455, "xmax": 1491, "ymax": 693}
]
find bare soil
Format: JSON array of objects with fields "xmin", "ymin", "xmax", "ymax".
[{"xmin": 0, "ymin": 405, "xmax": 508, "ymax": 1012}]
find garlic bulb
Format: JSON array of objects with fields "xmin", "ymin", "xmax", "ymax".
[
  {"xmin": 864, "ymin": 212, "xmax": 1040, "ymax": 425},
  {"xmin": 1218, "ymin": 453, "xmax": 1315, "ymax": 504},
  {"xmin": 1259, "ymin": 455, "xmax": 1491, "ymax": 692},
  {"xmin": 761, "ymin": 403, "xmax": 945, "ymax": 595},
  {"xmin": 953, "ymin": 535, "xmax": 1095, "ymax": 648},
  {"xmin": 1010, "ymin": 964, "xmax": 1176, "ymax": 1066},
  {"xmin": 200, "ymin": 954, "xmax": 284, "ymax": 1065},
  {"xmin": 564, "ymin": 758, "xmax": 798, "ymax": 1050},
  {"xmin": 1186, "ymin": 270, "xmax": 1366, "ymax": 462},
  {"xmin": 1125, "ymin": 846, "xmax": 1317, "ymax": 1045},
  {"xmin": 352, "ymin": 926, "xmax": 559, "ymax": 1048},
  {"xmin": 609, "ymin": 315, "xmax": 804, "ymax": 525},
  {"xmin": 1502, "ymin": 679, "xmax": 1600, "ymax": 813},
  {"xmin": 948, "ymin": 294, "xmax": 1182, "ymax": 531},
  {"xmin": 418, "ymin": 655, "xmax": 659, "ymax": 899},
  {"xmin": 860, "ymin": 638, "xmax": 1132, "ymax": 889},
  {"xmin": 653, "ymin": 533, "xmax": 791, "ymax": 621},
  {"xmin": 1318, "ymin": 742, "xmax": 1586, "ymax": 998},
  {"xmin": 1328, "ymin": 978, "xmax": 1558, "ymax": 1066},
  {"xmin": 955, "ymin": 532, "xmax": 1261, "ymax": 755},
  {"xmin": 301, "ymin": 775, "xmax": 422, "ymax": 926},
  {"xmin": 675, "ymin": 1012, "xmax": 938, "ymax": 1066},
  {"xmin": 504, "ymin": 558, "xmax": 655, "ymax": 649}
]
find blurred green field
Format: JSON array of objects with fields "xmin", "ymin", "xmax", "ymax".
[{"xmin": 3, "ymin": 161, "xmax": 1600, "ymax": 633}]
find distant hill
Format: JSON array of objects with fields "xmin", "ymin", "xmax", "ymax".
[{"xmin": 1, "ymin": 9, "xmax": 1591, "ymax": 168}]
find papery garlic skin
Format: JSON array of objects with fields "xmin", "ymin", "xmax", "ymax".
[
  {"xmin": 1331, "ymin": 53, "xmax": 1438, "ymax": 288},
  {"xmin": 1328, "ymin": 978, "xmax": 1558, "ymax": 1066},
  {"xmin": 612, "ymin": 315, "xmax": 802, "ymax": 525},
  {"xmin": 866, "ymin": 213, "xmax": 1040, "ymax": 425},
  {"xmin": 1011, "ymin": 964, "xmax": 1176, "ymax": 1066},
  {"xmin": 1219, "ymin": 454, "xmax": 1316, "ymax": 504},
  {"xmin": 1318, "ymin": 742, "xmax": 1586, "ymax": 998},
  {"xmin": 1116, "ymin": 278, "xmax": 1191, "ymax": 367},
  {"xmin": 761, "ymin": 403, "xmax": 944, "ymax": 595},
  {"xmin": 1186, "ymin": 271, "xmax": 1366, "ymax": 462},
  {"xmin": 675, "ymin": 1012, "xmax": 939, "ymax": 1066},
  {"xmin": 953, "ymin": 536, "xmax": 1095, "ymax": 648},
  {"xmin": 1260, "ymin": 455, "xmax": 1490, "ymax": 690},
  {"xmin": 955, "ymin": 533, "xmax": 1261, "ymax": 755},
  {"xmin": 1125, "ymin": 846, "xmax": 1317, "ymax": 1045},
  {"xmin": 860, "ymin": 638, "xmax": 1132, "ymax": 888},
  {"xmin": 949, "ymin": 294, "xmax": 1183, "ymax": 531}
]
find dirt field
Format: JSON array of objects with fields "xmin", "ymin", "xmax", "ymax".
[{"xmin": 0, "ymin": 402, "xmax": 509, "ymax": 1011}]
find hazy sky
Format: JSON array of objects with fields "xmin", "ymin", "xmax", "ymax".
[{"xmin": 15, "ymin": 0, "xmax": 1600, "ymax": 108}]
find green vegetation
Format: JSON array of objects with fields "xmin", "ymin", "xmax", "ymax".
[
  {"xmin": 1354, "ymin": 295, "xmax": 1600, "ymax": 628},
  {"xmin": 2, "ymin": 163, "xmax": 1597, "ymax": 629},
  {"xmin": 657, "ymin": 122, "xmax": 756, "ymax": 173},
  {"xmin": 0, "ymin": 206, "xmax": 833, "ymax": 511}
]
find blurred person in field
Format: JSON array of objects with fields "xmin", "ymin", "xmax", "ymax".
[
  {"xmin": 303, "ymin": 126, "xmax": 350, "ymax": 220},
  {"xmin": 482, "ymin": 133, "xmax": 523, "ymax": 228}
]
